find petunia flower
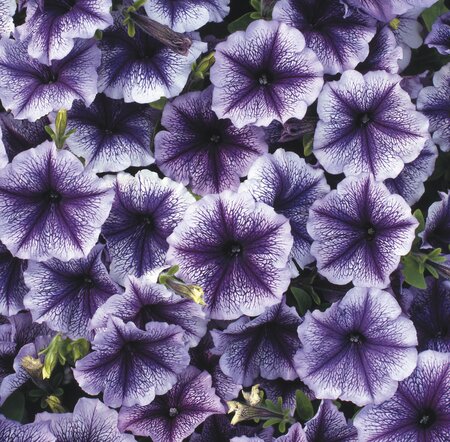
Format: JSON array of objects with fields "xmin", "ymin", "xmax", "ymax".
[
  {"xmin": 102, "ymin": 170, "xmax": 194, "ymax": 284},
  {"xmin": 65, "ymin": 94, "xmax": 157, "ymax": 173},
  {"xmin": 384, "ymin": 139, "xmax": 438, "ymax": 205},
  {"xmin": 73, "ymin": 316, "xmax": 190, "ymax": 408},
  {"xmin": 143, "ymin": 0, "xmax": 230, "ymax": 32},
  {"xmin": 272, "ymin": 0, "xmax": 376, "ymax": 75},
  {"xmin": 307, "ymin": 174, "xmax": 418, "ymax": 288},
  {"xmin": 118, "ymin": 366, "xmax": 225, "ymax": 442},
  {"xmin": 166, "ymin": 190, "xmax": 293, "ymax": 320},
  {"xmin": 231, "ymin": 423, "xmax": 307, "ymax": 442},
  {"xmin": 90, "ymin": 274, "xmax": 207, "ymax": 347},
  {"xmin": 211, "ymin": 300, "xmax": 302, "ymax": 386},
  {"xmin": 313, "ymin": 70, "xmax": 429, "ymax": 181},
  {"xmin": 155, "ymin": 86, "xmax": 267, "ymax": 196},
  {"xmin": 354, "ymin": 350, "xmax": 450, "ymax": 441},
  {"xmin": 294, "ymin": 287, "xmax": 418, "ymax": 406},
  {"xmin": 35, "ymin": 398, "xmax": 136, "ymax": 442},
  {"xmin": 98, "ymin": 16, "xmax": 206, "ymax": 104},
  {"xmin": 18, "ymin": 0, "xmax": 113, "ymax": 65},
  {"xmin": 23, "ymin": 245, "xmax": 120, "ymax": 340},
  {"xmin": 425, "ymin": 11, "xmax": 450, "ymax": 55},
  {"xmin": 0, "ymin": 38, "xmax": 100, "ymax": 122},
  {"xmin": 417, "ymin": 63, "xmax": 450, "ymax": 151},
  {"xmin": 241, "ymin": 148, "xmax": 330, "ymax": 271},
  {"xmin": 210, "ymin": 19, "xmax": 323, "ymax": 128},
  {"xmin": 0, "ymin": 112, "xmax": 49, "ymax": 161},
  {"xmin": 404, "ymin": 277, "xmax": 450, "ymax": 353},
  {"xmin": 420, "ymin": 191, "xmax": 450, "ymax": 250},
  {"xmin": 0, "ymin": 141, "xmax": 114, "ymax": 262},
  {"xmin": 304, "ymin": 400, "xmax": 358, "ymax": 442},
  {"xmin": 0, "ymin": 0, "xmax": 15, "ymax": 37},
  {"xmin": 0, "ymin": 241, "xmax": 27, "ymax": 316},
  {"xmin": 0, "ymin": 415, "xmax": 55, "ymax": 442}
]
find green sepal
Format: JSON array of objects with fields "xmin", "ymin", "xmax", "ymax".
[
  {"xmin": 421, "ymin": 0, "xmax": 449, "ymax": 31},
  {"xmin": 303, "ymin": 133, "xmax": 314, "ymax": 157},
  {"xmin": 149, "ymin": 97, "xmax": 168, "ymax": 110},
  {"xmin": 290, "ymin": 286, "xmax": 312, "ymax": 315},
  {"xmin": 401, "ymin": 255, "xmax": 427, "ymax": 289},
  {"xmin": 227, "ymin": 12, "xmax": 254, "ymax": 33},
  {"xmin": 0, "ymin": 391, "xmax": 26, "ymax": 422},
  {"xmin": 295, "ymin": 390, "xmax": 314, "ymax": 422}
]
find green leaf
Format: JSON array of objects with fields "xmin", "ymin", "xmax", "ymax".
[
  {"xmin": 250, "ymin": 0, "xmax": 261, "ymax": 11},
  {"xmin": 227, "ymin": 12, "xmax": 254, "ymax": 33},
  {"xmin": 309, "ymin": 287, "xmax": 321, "ymax": 305},
  {"xmin": 402, "ymin": 256, "xmax": 427, "ymax": 289},
  {"xmin": 263, "ymin": 418, "xmax": 281, "ymax": 428},
  {"xmin": 149, "ymin": 97, "xmax": 167, "ymax": 110},
  {"xmin": 0, "ymin": 391, "xmax": 25, "ymax": 422},
  {"xmin": 44, "ymin": 125, "xmax": 55, "ymax": 138},
  {"xmin": 250, "ymin": 11, "xmax": 262, "ymax": 19},
  {"xmin": 278, "ymin": 420, "xmax": 287, "ymax": 433},
  {"xmin": 425, "ymin": 263, "xmax": 439, "ymax": 279},
  {"xmin": 303, "ymin": 133, "xmax": 314, "ymax": 157},
  {"xmin": 290, "ymin": 287, "xmax": 312, "ymax": 315},
  {"xmin": 421, "ymin": 0, "xmax": 449, "ymax": 31},
  {"xmin": 295, "ymin": 390, "xmax": 314, "ymax": 422},
  {"xmin": 413, "ymin": 209, "xmax": 425, "ymax": 233}
]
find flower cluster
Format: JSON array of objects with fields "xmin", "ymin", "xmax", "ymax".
[{"xmin": 0, "ymin": 0, "xmax": 448, "ymax": 441}]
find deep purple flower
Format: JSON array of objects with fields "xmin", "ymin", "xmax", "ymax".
[
  {"xmin": 307, "ymin": 174, "xmax": 418, "ymax": 288},
  {"xmin": 357, "ymin": 26, "xmax": 403, "ymax": 74},
  {"xmin": 166, "ymin": 191, "xmax": 293, "ymax": 320},
  {"xmin": 73, "ymin": 316, "xmax": 189, "ymax": 408},
  {"xmin": 118, "ymin": 366, "xmax": 224, "ymax": 442},
  {"xmin": 0, "ymin": 415, "xmax": 55, "ymax": 442},
  {"xmin": 0, "ymin": 134, "xmax": 6, "ymax": 169},
  {"xmin": 304, "ymin": 400, "xmax": 358, "ymax": 442},
  {"xmin": 0, "ymin": 241, "xmax": 27, "ymax": 316},
  {"xmin": 18, "ymin": 0, "xmax": 112, "ymax": 65},
  {"xmin": 404, "ymin": 277, "xmax": 450, "ymax": 353},
  {"xmin": 232, "ymin": 423, "xmax": 307, "ymax": 442},
  {"xmin": 90, "ymin": 275, "xmax": 207, "ymax": 347},
  {"xmin": 241, "ymin": 148, "xmax": 329, "ymax": 270},
  {"xmin": 295, "ymin": 287, "xmax": 418, "ymax": 406},
  {"xmin": 98, "ymin": 16, "xmax": 206, "ymax": 103},
  {"xmin": 420, "ymin": 191, "xmax": 450, "ymax": 250},
  {"xmin": 65, "ymin": 94, "xmax": 157, "ymax": 173},
  {"xmin": 35, "ymin": 398, "xmax": 136, "ymax": 442},
  {"xmin": 0, "ymin": 38, "xmax": 100, "ymax": 121},
  {"xmin": 210, "ymin": 19, "xmax": 323, "ymax": 128},
  {"xmin": 0, "ymin": 142, "xmax": 113, "ymax": 262},
  {"xmin": 23, "ymin": 245, "xmax": 120, "ymax": 340},
  {"xmin": 102, "ymin": 170, "xmax": 194, "ymax": 284},
  {"xmin": 0, "ymin": 112, "xmax": 49, "ymax": 161},
  {"xmin": 384, "ymin": 139, "xmax": 438, "ymax": 205},
  {"xmin": 144, "ymin": 0, "xmax": 230, "ymax": 32},
  {"xmin": 0, "ymin": 0, "xmax": 15, "ymax": 37},
  {"xmin": 425, "ymin": 11, "xmax": 450, "ymax": 55},
  {"xmin": 417, "ymin": 63, "xmax": 450, "ymax": 151},
  {"xmin": 211, "ymin": 300, "xmax": 302, "ymax": 386},
  {"xmin": 354, "ymin": 350, "xmax": 450, "ymax": 441},
  {"xmin": 272, "ymin": 0, "xmax": 376, "ymax": 75},
  {"xmin": 314, "ymin": 70, "xmax": 429, "ymax": 180},
  {"xmin": 155, "ymin": 86, "xmax": 268, "ymax": 196}
]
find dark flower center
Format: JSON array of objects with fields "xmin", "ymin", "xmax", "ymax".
[
  {"xmin": 417, "ymin": 409, "xmax": 436, "ymax": 428},
  {"xmin": 169, "ymin": 407, "xmax": 179, "ymax": 418},
  {"xmin": 257, "ymin": 72, "xmax": 273, "ymax": 86},
  {"xmin": 82, "ymin": 275, "xmax": 94, "ymax": 287},
  {"xmin": 46, "ymin": 190, "xmax": 62, "ymax": 204},
  {"xmin": 347, "ymin": 332, "xmax": 365, "ymax": 344},
  {"xmin": 222, "ymin": 241, "xmax": 243, "ymax": 258},
  {"xmin": 210, "ymin": 133, "xmax": 222, "ymax": 144},
  {"xmin": 41, "ymin": 68, "xmax": 59, "ymax": 85},
  {"xmin": 44, "ymin": 0, "xmax": 76, "ymax": 14},
  {"xmin": 356, "ymin": 112, "xmax": 372, "ymax": 127},
  {"xmin": 364, "ymin": 223, "xmax": 376, "ymax": 241},
  {"xmin": 134, "ymin": 304, "xmax": 166, "ymax": 329},
  {"xmin": 139, "ymin": 214, "xmax": 154, "ymax": 230}
]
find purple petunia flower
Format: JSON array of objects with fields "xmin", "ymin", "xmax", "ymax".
[
  {"xmin": 0, "ymin": 415, "xmax": 55, "ymax": 442},
  {"xmin": 232, "ymin": 423, "xmax": 307, "ymax": 442},
  {"xmin": 90, "ymin": 275, "xmax": 207, "ymax": 347},
  {"xmin": 0, "ymin": 0, "xmax": 15, "ymax": 37},
  {"xmin": 404, "ymin": 277, "xmax": 450, "ymax": 353},
  {"xmin": 0, "ymin": 112, "xmax": 49, "ymax": 162},
  {"xmin": 0, "ymin": 142, "xmax": 114, "ymax": 262},
  {"xmin": 0, "ymin": 133, "xmax": 6, "ymax": 169},
  {"xmin": 144, "ymin": 0, "xmax": 230, "ymax": 32},
  {"xmin": 210, "ymin": 19, "xmax": 323, "ymax": 128},
  {"xmin": 0, "ymin": 38, "xmax": 100, "ymax": 122},
  {"xmin": 272, "ymin": 0, "xmax": 376, "ymax": 75},
  {"xmin": 35, "ymin": 398, "xmax": 136, "ymax": 442},
  {"xmin": 166, "ymin": 190, "xmax": 293, "ymax": 320},
  {"xmin": 417, "ymin": 63, "xmax": 450, "ymax": 151},
  {"xmin": 304, "ymin": 400, "xmax": 358, "ymax": 442},
  {"xmin": 295, "ymin": 287, "xmax": 418, "ymax": 406},
  {"xmin": 155, "ymin": 86, "xmax": 268, "ymax": 196},
  {"xmin": 307, "ymin": 174, "xmax": 418, "ymax": 288},
  {"xmin": 420, "ymin": 191, "xmax": 450, "ymax": 250},
  {"xmin": 65, "ymin": 94, "xmax": 157, "ymax": 173},
  {"xmin": 102, "ymin": 170, "xmax": 194, "ymax": 284},
  {"xmin": 241, "ymin": 148, "xmax": 330, "ymax": 271},
  {"xmin": 23, "ymin": 245, "xmax": 120, "ymax": 340},
  {"xmin": 313, "ymin": 70, "xmax": 429, "ymax": 181},
  {"xmin": 384, "ymin": 139, "xmax": 438, "ymax": 205},
  {"xmin": 425, "ymin": 11, "xmax": 450, "ymax": 55},
  {"xmin": 98, "ymin": 16, "xmax": 206, "ymax": 104},
  {"xmin": 118, "ymin": 366, "xmax": 225, "ymax": 442},
  {"xmin": 18, "ymin": 0, "xmax": 112, "ymax": 65},
  {"xmin": 354, "ymin": 350, "xmax": 450, "ymax": 441},
  {"xmin": 211, "ymin": 300, "xmax": 302, "ymax": 386},
  {"xmin": 0, "ymin": 241, "xmax": 27, "ymax": 316},
  {"xmin": 73, "ymin": 316, "xmax": 190, "ymax": 408}
]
